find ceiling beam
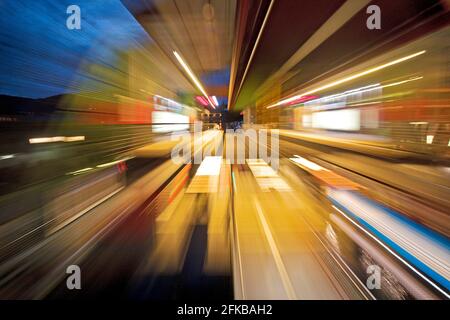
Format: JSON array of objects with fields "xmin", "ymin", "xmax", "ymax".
[{"xmin": 254, "ymin": 0, "xmax": 371, "ymax": 98}]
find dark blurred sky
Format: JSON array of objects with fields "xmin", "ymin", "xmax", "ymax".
[{"xmin": 0, "ymin": 0, "xmax": 152, "ymax": 98}]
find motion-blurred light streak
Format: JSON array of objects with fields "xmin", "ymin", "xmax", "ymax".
[
  {"xmin": 96, "ymin": 156, "xmax": 135, "ymax": 168},
  {"xmin": 290, "ymin": 155, "xmax": 325, "ymax": 171},
  {"xmin": 246, "ymin": 159, "xmax": 291, "ymax": 191},
  {"xmin": 267, "ymin": 50, "xmax": 426, "ymax": 108},
  {"xmin": 66, "ymin": 167, "xmax": 93, "ymax": 175},
  {"xmin": 195, "ymin": 156, "xmax": 222, "ymax": 176},
  {"xmin": 173, "ymin": 51, "xmax": 216, "ymax": 109},
  {"xmin": 29, "ymin": 136, "xmax": 85, "ymax": 144},
  {"xmin": 329, "ymin": 190, "xmax": 450, "ymax": 297}
]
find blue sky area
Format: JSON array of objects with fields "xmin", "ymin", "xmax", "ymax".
[{"xmin": 0, "ymin": 0, "xmax": 152, "ymax": 98}]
